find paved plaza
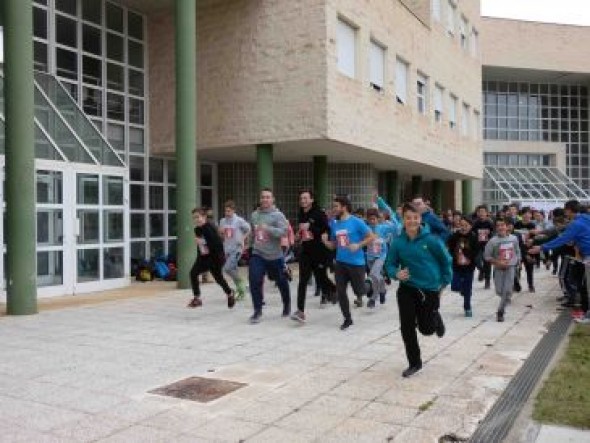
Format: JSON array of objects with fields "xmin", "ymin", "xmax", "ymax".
[{"xmin": 0, "ymin": 270, "xmax": 564, "ymax": 442}]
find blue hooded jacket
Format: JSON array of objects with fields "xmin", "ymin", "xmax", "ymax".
[
  {"xmin": 421, "ymin": 210, "xmax": 450, "ymax": 241},
  {"xmin": 542, "ymin": 213, "xmax": 590, "ymax": 258},
  {"xmin": 385, "ymin": 224, "xmax": 453, "ymax": 292}
]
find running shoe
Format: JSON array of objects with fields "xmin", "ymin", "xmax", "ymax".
[
  {"xmin": 187, "ymin": 298, "xmax": 202, "ymax": 308},
  {"xmin": 290, "ymin": 310, "xmax": 306, "ymax": 323},
  {"xmin": 227, "ymin": 291, "xmax": 236, "ymax": 309},
  {"xmin": 249, "ymin": 312, "xmax": 262, "ymax": 324},
  {"xmin": 340, "ymin": 318, "xmax": 353, "ymax": 330},
  {"xmin": 465, "ymin": 310, "xmax": 472, "ymax": 317},
  {"xmin": 402, "ymin": 363, "xmax": 422, "ymax": 378}
]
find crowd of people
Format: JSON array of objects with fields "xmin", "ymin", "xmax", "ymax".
[{"xmin": 186, "ymin": 188, "xmax": 590, "ymax": 378}]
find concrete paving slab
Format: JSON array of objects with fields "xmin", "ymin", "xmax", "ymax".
[{"xmin": 535, "ymin": 424, "xmax": 590, "ymax": 443}]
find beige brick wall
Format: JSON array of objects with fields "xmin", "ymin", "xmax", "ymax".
[
  {"xmin": 481, "ymin": 17, "xmax": 590, "ymax": 73},
  {"xmin": 149, "ymin": 0, "xmax": 328, "ymax": 154},
  {"xmin": 326, "ymin": 0, "xmax": 482, "ymax": 178}
]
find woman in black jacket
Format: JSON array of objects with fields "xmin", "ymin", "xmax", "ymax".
[
  {"xmin": 448, "ymin": 217, "xmax": 479, "ymax": 317},
  {"xmin": 187, "ymin": 208, "xmax": 235, "ymax": 309}
]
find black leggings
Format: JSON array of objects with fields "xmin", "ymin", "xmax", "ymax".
[
  {"xmin": 190, "ymin": 255, "xmax": 232, "ymax": 297},
  {"xmin": 297, "ymin": 255, "xmax": 334, "ymax": 312}
]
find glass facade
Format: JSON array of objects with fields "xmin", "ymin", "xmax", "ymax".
[{"xmin": 483, "ymin": 81, "xmax": 590, "ymax": 191}]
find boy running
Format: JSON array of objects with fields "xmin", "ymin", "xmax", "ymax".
[
  {"xmin": 219, "ymin": 200, "xmax": 251, "ymax": 300},
  {"xmin": 448, "ymin": 217, "xmax": 479, "ymax": 317},
  {"xmin": 472, "ymin": 205, "xmax": 495, "ymax": 289}
]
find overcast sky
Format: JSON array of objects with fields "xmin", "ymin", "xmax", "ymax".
[{"xmin": 481, "ymin": 0, "xmax": 590, "ymax": 26}]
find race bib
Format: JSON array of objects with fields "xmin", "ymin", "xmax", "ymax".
[
  {"xmin": 499, "ymin": 243, "xmax": 514, "ymax": 261},
  {"xmin": 336, "ymin": 229, "xmax": 350, "ymax": 248},
  {"xmin": 371, "ymin": 239, "xmax": 383, "ymax": 255},
  {"xmin": 255, "ymin": 227, "xmax": 269, "ymax": 243},
  {"xmin": 197, "ymin": 239, "xmax": 209, "ymax": 255},
  {"xmin": 457, "ymin": 249, "xmax": 470, "ymax": 265},
  {"xmin": 224, "ymin": 227, "xmax": 234, "ymax": 239},
  {"xmin": 478, "ymin": 229, "xmax": 489, "ymax": 242},
  {"xmin": 521, "ymin": 231, "xmax": 529, "ymax": 242},
  {"xmin": 299, "ymin": 223, "xmax": 313, "ymax": 241}
]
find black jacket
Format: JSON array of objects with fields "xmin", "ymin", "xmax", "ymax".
[
  {"xmin": 297, "ymin": 205, "xmax": 331, "ymax": 262},
  {"xmin": 194, "ymin": 223, "xmax": 225, "ymax": 262},
  {"xmin": 472, "ymin": 218, "xmax": 495, "ymax": 245},
  {"xmin": 447, "ymin": 231, "xmax": 479, "ymax": 272}
]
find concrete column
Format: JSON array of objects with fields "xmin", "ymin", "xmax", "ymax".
[
  {"xmin": 431, "ymin": 179, "xmax": 443, "ymax": 214},
  {"xmin": 313, "ymin": 156, "xmax": 328, "ymax": 209},
  {"xmin": 385, "ymin": 171, "xmax": 399, "ymax": 208},
  {"xmin": 462, "ymin": 180, "xmax": 473, "ymax": 215},
  {"xmin": 256, "ymin": 144, "xmax": 273, "ymax": 190},
  {"xmin": 411, "ymin": 175, "xmax": 423, "ymax": 197},
  {"xmin": 175, "ymin": 0, "xmax": 198, "ymax": 290},
  {"xmin": 4, "ymin": 0, "xmax": 37, "ymax": 315}
]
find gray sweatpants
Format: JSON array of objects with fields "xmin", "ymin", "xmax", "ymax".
[
  {"xmin": 223, "ymin": 249, "xmax": 242, "ymax": 283},
  {"xmin": 367, "ymin": 257, "xmax": 386, "ymax": 300},
  {"xmin": 494, "ymin": 266, "xmax": 516, "ymax": 314}
]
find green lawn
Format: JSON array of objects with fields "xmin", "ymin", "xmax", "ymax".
[{"xmin": 533, "ymin": 325, "xmax": 590, "ymax": 429}]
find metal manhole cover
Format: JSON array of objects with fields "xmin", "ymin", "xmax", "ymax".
[{"xmin": 149, "ymin": 377, "xmax": 247, "ymax": 403}]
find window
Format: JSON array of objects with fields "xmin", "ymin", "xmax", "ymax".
[
  {"xmin": 432, "ymin": 0, "xmax": 441, "ymax": 22},
  {"xmin": 447, "ymin": 0, "xmax": 456, "ymax": 35},
  {"xmin": 395, "ymin": 58, "xmax": 408, "ymax": 104},
  {"xmin": 471, "ymin": 27, "xmax": 479, "ymax": 57},
  {"xmin": 462, "ymin": 102, "xmax": 470, "ymax": 136},
  {"xmin": 449, "ymin": 94, "xmax": 457, "ymax": 129},
  {"xmin": 417, "ymin": 73, "xmax": 428, "ymax": 115},
  {"xmin": 337, "ymin": 18, "xmax": 356, "ymax": 78},
  {"xmin": 460, "ymin": 16, "xmax": 468, "ymax": 50},
  {"xmin": 369, "ymin": 40, "xmax": 385, "ymax": 91},
  {"xmin": 434, "ymin": 84, "xmax": 444, "ymax": 123}
]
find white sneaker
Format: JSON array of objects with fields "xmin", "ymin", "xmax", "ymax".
[{"xmin": 575, "ymin": 315, "xmax": 590, "ymax": 324}]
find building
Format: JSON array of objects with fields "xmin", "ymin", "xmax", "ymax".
[
  {"xmin": 0, "ymin": 0, "xmax": 482, "ymax": 305},
  {"xmin": 479, "ymin": 17, "xmax": 590, "ymax": 212}
]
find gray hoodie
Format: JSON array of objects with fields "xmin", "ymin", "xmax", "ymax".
[
  {"xmin": 219, "ymin": 214, "xmax": 251, "ymax": 254},
  {"xmin": 250, "ymin": 206, "xmax": 288, "ymax": 260},
  {"xmin": 484, "ymin": 234, "xmax": 521, "ymax": 267}
]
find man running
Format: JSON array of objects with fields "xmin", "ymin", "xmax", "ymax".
[
  {"xmin": 411, "ymin": 195, "xmax": 450, "ymax": 241},
  {"xmin": 219, "ymin": 200, "xmax": 251, "ymax": 300}
]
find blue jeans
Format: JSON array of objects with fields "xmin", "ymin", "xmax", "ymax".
[
  {"xmin": 248, "ymin": 254, "xmax": 291, "ymax": 314},
  {"xmin": 451, "ymin": 269, "xmax": 474, "ymax": 311}
]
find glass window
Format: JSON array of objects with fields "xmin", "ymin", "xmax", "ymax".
[
  {"xmin": 129, "ymin": 98, "xmax": 144, "ymax": 124},
  {"xmin": 128, "ymin": 69, "xmax": 144, "ymax": 96},
  {"xmin": 106, "ymin": 2, "xmax": 124, "ymax": 33},
  {"xmin": 37, "ymin": 171, "xmax": 63, "ymax": 204},
  {"xmin": 201, "ymin": 189, "xmax": 213, "ymax": 208},
  {"xmin": 131, "ymin": 214, "xmax": 145, "ymax": 238},
  {"xmin": 82, "ymin": 0, "xmax": 102, "ymax": 24},
  {"xmin": 104, "ymin": 247, "xmax": 124, "ymax": 279},
  {"xmin": 449, "ymin": 94, "xmax": 457, "ymax": 129},
  {"xmin": 395, "ymin": 58, "xmax": 408, "ymax": 104},
  {"xmin": 149, "ymin": 214, "xmax": 165, "ymax": 238},
  {"xmin": 77, "ymin": 210, "xmax": 99, "ymax": 244},
  {"xmin": 168, "ymin": 161, "xmax": 176, "ymax": 184},
  {"xmin": 128, "ymin": 40, "xmax": 144, "ymax": 69},
  {"xmin": 107, "ymin": 63, "xmax": 124, "ymax": 91},
  {"xmin": 61, "ymin": 81, "xmax": 78, "ymax": 101},
  {"xmin": 55, "ymin": 15, "xmax": 77, "ymax": 48},
  {"xmin": 168, "ymin": 186, "xmax": 176, "ymax": 210},
  {"xmin": 107, "ymin": 33, "xmax": 124, "ymax": 62},
  {"xmin": 129, "ymin": 127, "xmax": 144, "ymax": 153},
  {"xmin": 130, "ymin": 184, "xmax": 144, "ymax": 209},
  {"xmin": 131, "ymin": 241, "xmax": 146, "ymax": 260},
  {"xmin": 83, "ymin": 56, "xmax": 102, "ymax": 86},
  {"xmin": 150, "ymin": 158, "xmax": 164, "ymax": 182},
  {"xmin": 107, "ymin": 93, "xmax": 125, "ymax": 120},
  {"xmin": 434, "ymin": 84, "xmax": 444, "ymax": 123},
  {"xmin": 149, "ymin": 186, "xmax": 164, "ymax": 210},
  {"xmin": 83, "ymin": 25, "xmax": 102, "ymax": 55},
  {"xmin": 33, "ymin": 7, "xmax": 48, "ymax": 40},
  {"xmin": 104, "ymin": 211, "xmax": 124, "ymax": 242},
  {"xmin": 201, "ymin": 164, "xmax": 213, "ymax": 187},
  {"xmin": 417, "ymin": 73, "xmax": 427, "ymax": 115},
  {"xmin": 82, "ymin": 86, "xmax": 102, "ymax": 117},
  {"xmin": 130, "ymin": 156, "xmax": 145, "ymax": 181},
  {"xmin": 34, "ymin": 41, "xmax": 49, "ymax": 72},
  {"xmin": 107, "ymin": 123, "xmax": 125, "ymax": 152},
  {"xmin": 56, "ymin": 48, "xmax": 78, "ymax": 80},
  {"xmin": 78, "ymin": 249, "xmax": 99, "ymax": 282},
  {"xmin": 369, "ymin": 40, "xmax": 385, "ymax": 91},
  {"xmin": 337, "ymin": 18, "xmax": 356, "ymax": 78},
  {"xmin": 37, "ymin": 251, "xmax": 63, "ymax": 287},
  {"xmin": 149, "ymin": 241, "xmax": 164, "ymax": 258},
  {"xmin": 56, "ymin": 0, "xmax": 77, "ymax": 16},
  {"xmin": 103, "ymin": 176, "xmax": 124, "ymax": 206},
  {"xmin": 168, "ymin": 213, "xmax": 177, "ymax": 236},
  {"xmin": 128, "ymin": 11, "xmax": 144, "ymax": 40},
  {"xmin": 77, "ymin": 174, "xmax": 99, "ymax": 205}
]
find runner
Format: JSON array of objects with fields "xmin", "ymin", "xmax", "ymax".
[
  {"xmin": 448, "ymin": 216, "xmax": 479, "ymax": 317},
  {"xmin": 472, "ymin": 205, "xmax": 495, "ymax": 289},
  {"xmin": 291, "ymin": 189, "xmax": 334, "ymax": 324},
  {"xmin": 248, "ymin": 188, "xmax": 291, "ymax": 324},
  {"xmin": 515, "ymin": 208, "xmax": 538, "ymax": 292},
  {"xmin": 219, "ymin": 200, "xmax": 251, "ymax": 300},
  {"xmin": 385, "ymin": 203, "xmax": 452, "ymax": 378},
  {"xmin": 410, "ymin": 195, "xmax": 450, "ymax": 240},
  {"xmin": 187, "ymin": 208, "xmax": 235, "ymax": 309},
  {"xmin": 321, "ymin": 196, "xmax": 375, "ymax": 330}
]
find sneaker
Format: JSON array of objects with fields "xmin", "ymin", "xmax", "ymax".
[
  {"xmin": 379, "ymin": 292, "xmax": 386, "ymax": 304},
  {"xmin": 402, "ymin": 363, "xmax": 422, "ymax": 378},
  {"xmin": 354, "ymin": 296, "xmax": 363, "ymax": 308},
  {"xmin": 575, "ymin": 316, "xmax": 590, "ymax": 324},
  {"xmin": 367, "ymin": 298, "xmax": 376, "ymax": 309},
  {"xmin": 340, "ymin": 318, "xmax": 353, "ymax": 330},
  {"xmin": 290, "ymin": 310, "xmax": 306, "ymax": 323},
  {"xmin": 529, "ymin": 286, "xmax": 536, "ymax": 293},
  {"xmin": 187, "ymin": 298, "xmax": 202, "ymax": 308},
  {"xmin": 497, "ymin": 311, "xmax": 505, "ymax": 322},
  {"xmin": 572, "ymin": 310, "xmax": 585, "ymax": 319},
  {"xmin": 227, "ymin": 291, "xmax": 236, "ymax": 309},
  {"xmin": 249, "ymin": 312, "xmax": 262, "ymax": 324},
  {"xmin": 435, "ymin": 313, "xmax": 446, "ymax": 337},
  {"xmin": 320, "ymin": 295, "xmax": 328, "ymax": 306},
  {"xmin": 282, "ymin": 307, "xmax": 291, "ymax": 317},
  {"xmin": 384, "ymin": 275, "xmax": 392, "ymax": 285},
  {"xmin": 465, "ymin": 310, "xmax": 473, "ymax": 317},
  {"xmin": 236, "ymin": 290, "xmax": 246, "ymax": 301},
  {"xmin": 365, "ymin": 279, "xmax": 373, "ymax": 299}
]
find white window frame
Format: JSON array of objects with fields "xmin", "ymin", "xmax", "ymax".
[
  {"xmin": 432, "ymin": 0, "xmax": 441, "ymax": 22},
  {"xmin": 369, "ymin": 39, "xmax": 386, "ymax": 91},
  {"xmin": 416, "ymin": 73, "xmax": 428, "ymax": 115},
  {"xmin": 473, "ymin": 110, "xmax": 481, "ymax": 140},
  {"xmin": 447, "ymin": 0, "xmax": 456, "ymax": 35},
  {"xmin": 471, "ymin": 27, "xmax": 479, "ymax": 57},
  {"xmin": 460, "ymin": 15, "xmax": 468, "ymax": 50},
  {"xmin": 434, "ymin": 84, "xmax": 444, "ymax": 123},
  {"xmin": 449, "ymin": 93, "xmax": 458, "ymax": 129},
  {"xmin": 462, "ymin": 102, "xmax": 470, "ymax": 136},
  {"xmin": 337, "ymin": 18, "xmax": 357, "ymax": 79},
  {"xmin": 395, "ymin": 58, "xmax": 408, "ymax": 104}
]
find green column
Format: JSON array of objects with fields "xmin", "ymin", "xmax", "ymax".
[
  {"xmin": 411, "ymin": 175, "xmax": 423, "ymax": 197},
  {"xmin": 4, "ymin": 0, "xmax": 37, "ymax": 315},
  {"xmin": 256, "ymin": 144, "xmax": 273, "ymax": 189},
  {"xmin": 385, "ymin": 171, "xmax": 399, "ymax": 208},
  {"xmin": 432, "ymin": 179, "xmax": 443, "ymax": 214},
  {"xmin": 462, "ymin": 180, "xmax": 473, "ymax": 215},
  {"xmin": 175, "ymin": 0, "xmax": 197, "ymax": 290},
  {"xmin": 313, "ymin": 156, "xmax": 328, "ymax": 209}
]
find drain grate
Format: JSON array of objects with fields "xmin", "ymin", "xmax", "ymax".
[
  {"xmin": 149, "ymin": 376, "xmax": 246, "ymax": 403},
  {"xmin": 469, "ymin": 310, "xmax": 572, "ymax": 443}
]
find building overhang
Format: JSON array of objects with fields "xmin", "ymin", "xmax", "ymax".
[{"xmin": 483, "ymin": 66, "xmax": 590, "ymax": 85}]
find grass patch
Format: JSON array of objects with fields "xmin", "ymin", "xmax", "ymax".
[{"xmin": 533, "ymin": 325, "xmax": 590, "ymax": 429}]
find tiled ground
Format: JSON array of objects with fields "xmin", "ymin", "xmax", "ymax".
[{"xmin": 0, "ymin": 269, "xmax": 563, "ymax": 442}]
